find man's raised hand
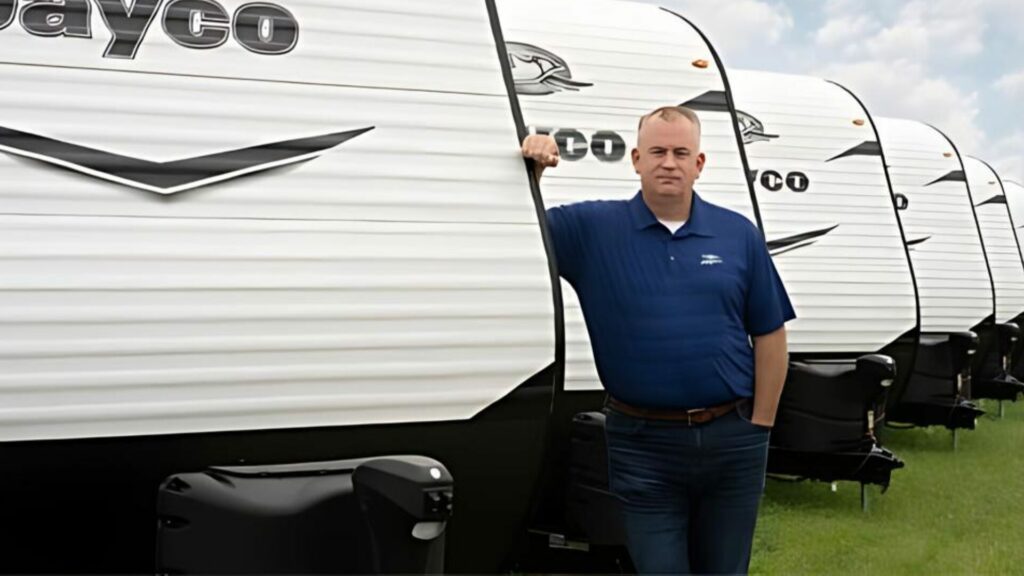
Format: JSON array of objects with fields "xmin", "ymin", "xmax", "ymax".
[{"xmin": 521, "ymin": 134, "xmax": 560, "ymax": 178}]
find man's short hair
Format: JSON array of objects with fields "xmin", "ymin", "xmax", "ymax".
[{"xmin": 637, "ymin": 106, "xmax": 702, "ymax": 135}]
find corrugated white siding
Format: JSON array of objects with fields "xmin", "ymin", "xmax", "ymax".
[
  {"xmin": 1006, "ymin": 181, "xmax": 1024, "ymax": 271},
  {"xmin": 729, "ymin": 70, "xmax": 917, "ymax": 354},
  {"xmin": 498, "ymin": 0, "xmax": 755, "ymax": 391},
  {"xmin": 964, "ymin": 157, "xmax": 1024, "ymax": 324},
  {"xmin": 0, "ymin": 1, "xmax": 555, "ymax": 441},
  {"xmin": 0, "ymin": 1, "xmax": 508, "ymax": 96},
  {"xmin": 875, "ymin": 118, "xmax": 993, "ymax": 332}
]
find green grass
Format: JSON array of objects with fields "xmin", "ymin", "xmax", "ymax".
[{"xmin": 751, "ymin": 399, "xmax": 1024, "ymax": 574}]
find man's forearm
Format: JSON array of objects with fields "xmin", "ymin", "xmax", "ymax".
[{"xmin": 751, "ymin": 326, "xmax": 789, "ymax": 427}]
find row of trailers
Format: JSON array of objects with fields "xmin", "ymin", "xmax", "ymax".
[{"xmin": 0, "ymin": 0, "xmax": 1021, "ymax": 573}]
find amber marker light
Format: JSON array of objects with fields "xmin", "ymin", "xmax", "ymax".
[
  {"xmin": 692, "ymin": 59, "xmax": 709, "ymax": 69},
  {"xmin": 853, "ymin": 119, "xmax": 866, "ymax": 126}
]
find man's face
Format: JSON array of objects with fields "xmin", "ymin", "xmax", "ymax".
[{"xmin": 631, "ymin": 116, "xmax": 706, "ymax": 201}]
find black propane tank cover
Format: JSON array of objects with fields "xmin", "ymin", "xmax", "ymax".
[
  {"xmin": 353, "ymin": 456, "xmax": 453, "ymax": 574},
  {"xmin": 855, "ymin": 354, "xmax": 897, "ymax": 383}
]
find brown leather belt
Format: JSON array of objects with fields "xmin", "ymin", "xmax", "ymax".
[{"xmin": 606, "ymin": 396, "xmax": 742, "ymax": 425}]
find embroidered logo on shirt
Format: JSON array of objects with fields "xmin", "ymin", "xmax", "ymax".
[{"xmin": 700, "ymin": 254, "xmax": 723, "ymax": 266}]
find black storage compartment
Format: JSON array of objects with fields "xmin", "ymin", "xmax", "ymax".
[
  {"xmin": 157, "ymin": 455, "xmax": 452, "ymax": 574},
  {"xmin": 565, "ymin": 411, "xmax": 626, "ymax": 547},
  {"xmin": 892, "ymin": 332, "xmax": 984, "ymax": 428},
  {"xmin": 973, "ymin": 323, "xmax": 1024, "ymax": 401},
  {"xmin": 768, "ymin": 354, "xmax": 905, "ymax": 487}
]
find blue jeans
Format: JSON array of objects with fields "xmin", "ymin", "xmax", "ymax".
[{"xmin": 604, "ymin": 399, "xmax": 770, "ymax": 574}]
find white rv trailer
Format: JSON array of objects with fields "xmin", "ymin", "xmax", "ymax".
[
  {"xmin": 1004, "ymin": 179, "xmax": 1024, "ymax": 377},
  {"xmin": 874, "ymin": 118, "xmax": 998, "ymax": 421},
  {"xmin": 963, "ymin": 157, "xmax": 1024, "ymax": 325},
  {"xmin": 0, "ymin": 0, "xmax": 559, "ymax": 572},
  {"xmin": 1002, "ymin": 180, "xmax": 1024, "ymax": 286},
  {"xmin": 728, "ymin": 71, "xmax": 918, "ymax": 358},
  {"xmin": 957, "ymin": 161, "xmax": 1024, "ymax": 399},
  {"xmin": 1005, "ymin": 180, "xmax": 1024, "ymax": 243},
  {"xmin": 874, "ymin": 119, "xmax": 994, "ymax": 333},
  {"xmin": 724, "ymin": 69, "xmax": 914, "ymax": 485}
]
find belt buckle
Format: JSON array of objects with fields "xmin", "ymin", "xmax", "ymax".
[{"xmin": 686, "ymin": 407, "xmax": 705, "ymax": 426}]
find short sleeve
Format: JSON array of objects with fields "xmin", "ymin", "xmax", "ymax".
[
  {"xmin": 546, "ymin": 205, "xmax": 585, "ymax": 284},
  {"xmin": 744, "ymin": 227, "xmax": 796, "ymax": 336}
]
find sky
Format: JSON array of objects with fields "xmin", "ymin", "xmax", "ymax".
[{"xmin": 631, "ymin": 0, "xmax": 1024, "ymax": 182}]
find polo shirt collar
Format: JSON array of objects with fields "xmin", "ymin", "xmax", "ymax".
[{"xmin": 628, "ymin": 190, "xmax": 715, "ymax": 237}]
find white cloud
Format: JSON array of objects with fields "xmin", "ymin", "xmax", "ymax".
[
  {"xmin": 995, "ymin": 70, "xmax": 1024, "ymax": 98},
  {"xmin": 811, "ymin": 0, "xmax": 985, "ymax": 63},
  {"xmin": 979, "ymin": 0, "xmax": 1024, "ymax": 30},
  {"xmin": 864, "ymin": 24, "xmax": 930, "ymax": 60},
  {"xmin": 818, "ymin": 59, "xmax": 983, "ymax": 151},
  {"xmin": 892, "ymin": 0, "xmax": 985, "ymax": 59},
  {"xmin": 814, "ymin": 14, "xmax": 876, "ymax": 50},
  {"xmin": 985, "ymin": 130, "xmax": 1024, "ymax": 182},
  {"xmin": 648, "ymin": 0, "xmax": 794, "ymax": 57}
]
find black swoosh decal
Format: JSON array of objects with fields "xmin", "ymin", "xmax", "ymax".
[
  {"xmin": 906, "ymin": 236, "xmax": 931, "ymax": 247},
  {"xmin": 826, "ymin": 141, "xmax": 881, "ymax": 162},
  {"xmin": 767, "ymin": 224, "xmax": 839, "ymax": 256},
  {"xmin": 680, "ymin": 91, "xmax": 731, "ymax": 113},
  {"xmin": 976, "ymin": 195, "xmax": 1007, "ymax": 207},
  {"xmin": 771, "ymin": 240, "xmax": 818, "ymax": 257},
  {"xmin": 0, "ymin": 126, "xmax": 374, "ymax": 195},
  {"xmin": 924, "ymin": 170, "xmax": 966, "ymax": 186}
]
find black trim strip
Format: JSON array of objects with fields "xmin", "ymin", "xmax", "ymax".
[
  {"xmin": 829, "ymin": 81, "xmax": 921, "ymax": 367},
  {"xmin": 660, "ymin": 8, "xmax": 766, "ymax": 235},
  {"xmin": 0, "ymin": 125, "xmax": 372, "ymax": 194},
  {"xmin": 485, "ymin": 0, "xmax": 564, "ymax": 400},
  {"xmin": 928, "ymin": 126, "xmax": 997, "ymax": 319},
  {"xmin": 825, "ymin": 140, "xmax": 882, "ymax": 162},
  {"xmin": 906, "ymin": 236, "xmax": 931, "ymax": 247},
  {"xmin": 924, "ymin": 170, "xmax": 966, "ymax": 186}
]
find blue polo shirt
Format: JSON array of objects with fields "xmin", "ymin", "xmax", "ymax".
[{"xmin": 547, "ymin": 191, "xmax": 795, "ymax": 409}]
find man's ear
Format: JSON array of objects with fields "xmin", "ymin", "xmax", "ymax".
[
  {"xmin": 631, "ymin": 148, "xmax": 641, "ymax": 174},
  {"xmin": 694, "ymin": 151, "xmax": 706, "ymax": 178}
]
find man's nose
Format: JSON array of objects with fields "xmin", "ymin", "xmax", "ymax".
[{"xmin": 659, "ymin": 154, "xmax": 678, "ymax": 169}]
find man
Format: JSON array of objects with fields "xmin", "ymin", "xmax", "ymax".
[{"xmin": 522, "ymin": 106, "xmax": 794, "ymax": 574}]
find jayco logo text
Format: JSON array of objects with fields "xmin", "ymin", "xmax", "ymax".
[{"xmin": 0, "ymin": 0, "xmax": 298, "ymax": 59}]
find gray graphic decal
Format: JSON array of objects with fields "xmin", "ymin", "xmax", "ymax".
[
  {"xmin": 976, "ymin": 195, "xmax": 1007, "ymax": 208},
  {"xmin": 735, "ymin": 110, "xmax": 778, "ymax": 144},
  {"xmin": 767, "ymin": 224, "xmax": 839, "ymax": 256},
  {"xmin": 0, "ymin": 125, "xmax": 373, "ymax": 195},
  {"xmin": 924, "ymin": 170, "xmax": 966, "ymax": 187},
  {"xmin": 506, "ymin": 41, "xmax": 592, "ymax": 95},
  {"xmin": 826, "ymin": 141, "xmax": 882, "ymax": 162}
]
